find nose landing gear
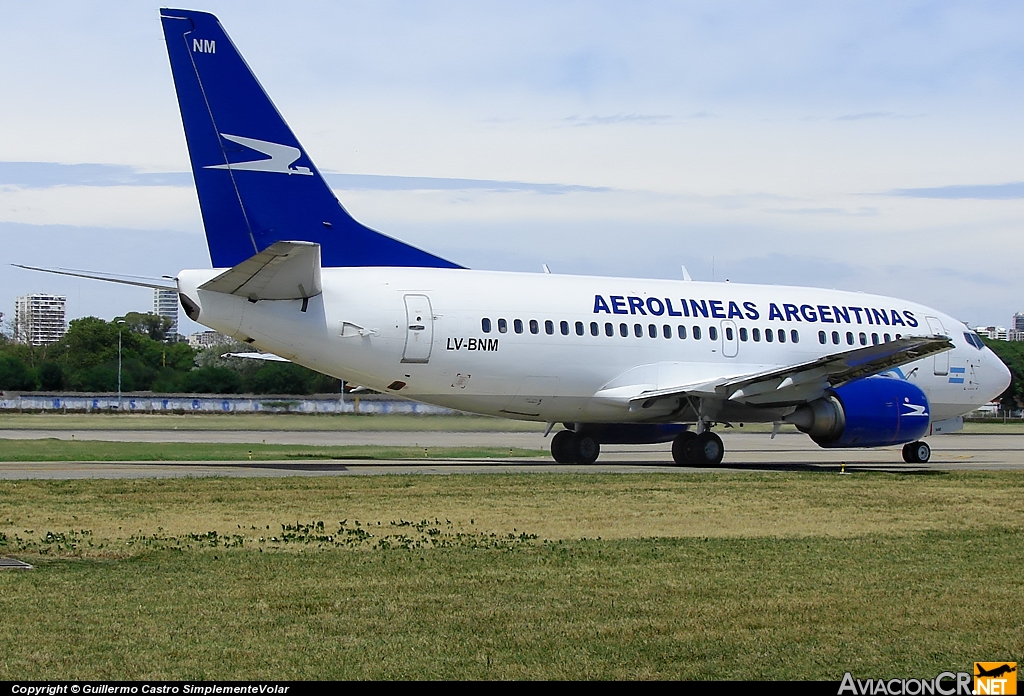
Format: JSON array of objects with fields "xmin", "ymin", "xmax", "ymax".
[{"xmin": 902, "ymin": 440, "xmax": 931, "ymax": 463}]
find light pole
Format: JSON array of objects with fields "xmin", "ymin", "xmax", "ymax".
[{"xmin": 116, "ymin": 320, "xmax": 125, "ymax": 411}]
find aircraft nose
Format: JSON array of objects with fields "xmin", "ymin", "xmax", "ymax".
[{"xmin": 985, "ymin": 349, "xmax": 1012, "ymax": 401}]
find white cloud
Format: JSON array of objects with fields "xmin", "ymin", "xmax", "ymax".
[
  {"xmin": 1, "ymin": 1, "xmax": 1024, "ymax": 327},
  {"xmin": 0, "ymin": 185, "xmax": 202, "ymax": 232}
]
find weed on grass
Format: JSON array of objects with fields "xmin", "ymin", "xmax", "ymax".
[
  {"xmin": 1, "ymin": 519, "xmax": 539, "ymax": 557},
  {"xmin": 0, "ymin": 472, "xmax": 1022, "ymax": 680}
]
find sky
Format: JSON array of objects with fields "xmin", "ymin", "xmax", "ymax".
[{"xmin": 2, "ymin": 1, "xmax": 1024, "ymax": 336}]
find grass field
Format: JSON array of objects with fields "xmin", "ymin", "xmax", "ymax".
[
  {"xmin": 0, "ymin": 439, "xmax": 545, "ymax": 462},
  {"xmin": 1, "ymin": 472, "xmax": 1022, "ymax": 679}
]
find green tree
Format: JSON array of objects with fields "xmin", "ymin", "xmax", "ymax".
[
  {"xmin": 982, "ymin": 338, "xmax": 1024, "ymax": 411},
  {"xmin": 38, "ymin": 362, "xmax": 65, "ymax": 391},
  {"xmin": 180, "ymin": 366, "xmax": 242, "ymax": 394},
  {"xmin": 243, "ymin": 363, "xmax": 316, "ymax": 395},
  {"xmin": 0, "ymin": 355, "xmax": 35, "ymax": 390},
  {"xmin": 116, "ymin": 312, "xmax": 174, "ymax": 343}
]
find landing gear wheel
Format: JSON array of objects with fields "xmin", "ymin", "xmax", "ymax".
[
  {"xmin": 672, "ymin": 431, "xmax": 697, "ymax": 466},
  {"xmin": 685, "ymin": 432, "xmax": 725, "ymax": 466},
  {"xmin": 551, "ymin": 430, "xmax": 576, "ymax": 464},
  {"xmin": 902, "ymin": 440, "xmax": 931, "ymax": 464},
  {"xmin": 574, "ymin": 435, "xmax": 601, "ymax": 465}
]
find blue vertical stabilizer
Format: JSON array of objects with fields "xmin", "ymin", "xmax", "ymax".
[{"xmin": 159, "ymin": 8, "xmax": 462, "ymax": 270}]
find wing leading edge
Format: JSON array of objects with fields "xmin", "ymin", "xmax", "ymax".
[{"xmin": 626, "ymin": 335, "xmax": 953, "ymax": 411}]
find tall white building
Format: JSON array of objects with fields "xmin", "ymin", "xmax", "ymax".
[
  {"xmin": 153, "ymin": 288, "xmax": 179, "ymax": 339},
  {"xmin": 14, "ymin": 294, "xmax": 66, "ymax": 345}
]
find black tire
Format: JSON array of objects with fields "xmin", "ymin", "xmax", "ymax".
[
  {"xmin": 551, "ymin": 430, "xmax": 576, "ymax": 464},
  {"xmin": 902, "ymin": 440, "xmax": 930, "ymax": 463},
  {"xmin": 574, "ymin": 435, "xmax": 601, "ymax": 465},
  {"xmin": 672, "ymin": 431, "xmax": 697, "ymax": 465},
  {"xmin": 686, "ymin": 432, "xmax": 724, "ymax": 466}
]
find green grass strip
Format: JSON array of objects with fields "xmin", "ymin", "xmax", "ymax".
[
  {"xmin": 0, "ymin": 530, "xmax": 1021, "ymax": 680},
  {"xmin": 0, "ymin": 439, "xmax": 545, "ymax": 461}
]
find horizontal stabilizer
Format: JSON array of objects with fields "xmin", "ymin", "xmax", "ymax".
[
  {"xmin": 222, "ymin": 351, "xmax": 289, "ymax": 362},
  {"xmin": 12, "ymin": 264, "xmax": 178, "ymax": 291},
  {"xmin": 200, "ymin": 240, "xmax": 321, "ymax": 301}
]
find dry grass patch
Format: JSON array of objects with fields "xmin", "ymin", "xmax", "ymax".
[{"xmin": 1, "ymin": 471, "xmax": 1022, "ymax": 546}]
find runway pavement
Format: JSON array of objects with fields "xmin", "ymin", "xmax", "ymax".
[{"xmin": 0, "ymin": 430, "xmax": 1022, "ymax": 478}]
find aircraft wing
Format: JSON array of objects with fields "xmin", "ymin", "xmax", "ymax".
[
  {"xmin": 629, "ymin": 334, "xmax": 954, "ymax": 409},
  {"xmin": 11, "ymin": 264, "xmax": 178, "ymax": 291},
  {"xmin": 199, "ymin": 241, "xmax": 322, "ymax": 301}
]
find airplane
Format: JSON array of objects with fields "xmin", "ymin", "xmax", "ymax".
[
  {"xmin": 18, "ymin": 8, "xmax": 1011, "ymax": 467},
  {"xmin": 975, "ymin": 664, "xmax": 1016, "ymax": 679}
]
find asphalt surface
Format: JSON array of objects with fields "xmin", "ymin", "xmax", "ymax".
[{"xmin": 0, "ymin": 430, "xmax": 1022, "ymax": 479}]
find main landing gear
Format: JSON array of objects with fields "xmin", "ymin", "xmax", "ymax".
[
  {"xmin": 550, "ymin": 429, "xmax": 601, "ymax": 465},
  {"xmin": 902, "ymin": 440, "xmax": 931, "ymax": 463},
  {"xmin": 671, "ymin": 430, "xmax": 725, "ymax": 466}
]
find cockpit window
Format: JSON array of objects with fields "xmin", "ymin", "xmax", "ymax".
[{"xmin": 964, "ymin": 331, "xmax": 985, "ymax": 350}]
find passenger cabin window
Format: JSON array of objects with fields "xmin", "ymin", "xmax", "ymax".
[
  {"xmin": 605, "ymin": 322, "xmax": 614, "ymax": 337},
  {"xmin": 678, "ymin": 325, "xmax": 687, "ymax": 339},
  {"xmin": 481, "ymin": 318, "xmax": 491, "ymax": 333},
  {"xmin": 545, "ymin": 320, "xmax": 554, "ymax": 335},
  {"xmin": 871, "ymin": 333, "xmax": 879, "ymax": 345},
  {"xmin": 846, "ymin": 331, "xmax": 854, "ymax": 345},
  {"xmin": 883, "ymin": 333, "xmax": 891, "ymax": 342},
  {"xmin": 575, "ymin": 321, "xmax": 584, "ymax": 336},
  {"xmin": 765, "ymin": 328, "xmax": 773, "ymax": 342},
  {"xmin": 859, "ymin": 332, "xmax": 867, "ymax": 345},
  {"xmin": 634, "ymin": 323, "xmax": 643, "ymax": 338},
  {"xmin": 498, "ymin": 318, "xmax": 507, "ymax": 333},
  {"xmin": 752, "ymin": 328, "xmax": 761, "ymax": 342},
  {"xmin": 739, "ymin": 327, "xmax": 748, "ymax": 341},
  {"xmin": 709, "ymin": 326, "xmax": 718, "ymax": 341},
  {"xmin": 790, "ymin": 330, "xmax": 799, "ymax": 344},
  {"xmin": 819, "ymin": 330, "xmax": 827, "ymax": 344},
  {"xmin": 648, "ymin": 324, "xmax": 657, "ymax": 338},
  {"xmin": 725, "ymin": 327, "xmax": 734, "ymax": 341},
  {"xmin": 663, "ymin": 325, "xmax": 672, "ymax": 339},
  {"xmin": 693, "ymin": 326, "xmax": 702, "ymax": 340},
  {"xmin": 514, "ymin": 319, "xmax": 523, "ymax": 334},
  {"xmin": 530, "ymin": 319, "xmax": 539, "ymax": 334},
  {"xmin": 619, "ymin": 323, "xmax": 628, "ymax": 337},
  {"xmin": 560, "ymin": 320, "xmax": 569, "ymax": 336},
  {"xmin": 832, "ymin": 331, "xmax": 840, "ymax": 345},
  {"xmin": 590, "ymin": 322, "xmax": 599, "ymax": 336}
]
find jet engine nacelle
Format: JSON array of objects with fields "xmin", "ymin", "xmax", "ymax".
[{"xmin": 785, "ymin": 377, "xmax": 930, "ymax": 448}]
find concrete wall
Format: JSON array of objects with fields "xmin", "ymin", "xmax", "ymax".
[{"xmin": 0, "ymin": 392, "xmax": 454, "ymax": 415}]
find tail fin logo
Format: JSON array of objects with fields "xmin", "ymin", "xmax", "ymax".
[{"xmin": 205, "ymin": 134, "xmax": 313, "ymax": 176}]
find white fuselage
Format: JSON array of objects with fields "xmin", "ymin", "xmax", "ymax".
[{"xmin": 178, "ymin": 267, "xmax": 1009, "ymax": 426}]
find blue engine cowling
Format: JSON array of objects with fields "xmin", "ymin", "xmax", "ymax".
[{"xmin": 786, "ymin": 376, "xmax": 931, "ymax": 448}]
